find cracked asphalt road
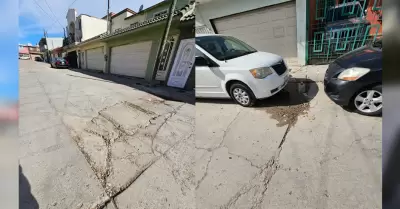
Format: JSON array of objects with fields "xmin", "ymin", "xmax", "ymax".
[
  {"xmin": 196, "ymin": 82, "xmax": 381, "ymax": 209},
  {"xmin": 19, "ymin": 60, "xmax": 381, "ymax": 209},
  {"xmin": 19, "ymin": 61, "xmax": 195, "ymax": 209}
]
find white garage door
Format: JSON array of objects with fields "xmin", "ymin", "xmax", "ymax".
[
  {"xmin": 213, "ymin": 1, "xmax": 297, "ymax": 65},
  {"xmin": 110, "ymin": 41, "xmax": 152, "ymax": 78},
  {"xmin": 86, "ymin": 47, "xmax": 104, "ymax": 71}
]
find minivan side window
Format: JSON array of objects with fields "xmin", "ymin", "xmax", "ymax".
[{"xmin": 195, "ymin": 49, "xmax": 209, "ymax": 67}]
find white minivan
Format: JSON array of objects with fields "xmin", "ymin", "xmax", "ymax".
[{"xmin": 195, "ymin": 34, "xmax": 291, "ymax": 107}]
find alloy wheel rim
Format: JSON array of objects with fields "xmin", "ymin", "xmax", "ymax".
[
  {"xmin": 233, "ymin": 88, "xmax": 250, "ymax": 105},
  {"xmin": 354, "ymin": 90, "xmax": 382, "ymax": 113}
]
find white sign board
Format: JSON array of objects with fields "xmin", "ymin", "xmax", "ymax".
[{"xmin": 167, "ymin": 38, "xmax": 195, "ymax": 88}]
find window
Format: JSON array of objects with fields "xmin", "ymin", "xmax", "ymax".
[
  {"xmin": 153, "ymin": 9, "xmax": 168, "ymax": 18},
  {"xmin": 326, "ymin": 3, "xmax": 364, "ymax": 22},
  {"xmin": 196, "ymin": 36, "xmax": 257, "ymax": 61},
  {"xmin": 195, "ymin": 49, "xmax": 209, "ymax": 67}
]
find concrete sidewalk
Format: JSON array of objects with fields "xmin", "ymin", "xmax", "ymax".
[
  {"xmin": 290, "ymin": 65, "xmax": 328, "ymax": 82},
  {"xmin": 68, "ymin": 68, "xmax": 195, "ymax": 104}
]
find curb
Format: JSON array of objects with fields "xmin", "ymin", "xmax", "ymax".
[{"xmin": 289, "ymin": 65, "xmax": 329, "ymax": 82}]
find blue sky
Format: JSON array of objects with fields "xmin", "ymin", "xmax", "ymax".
[
  {"xmin": 19, "ymin": 0, "xmax": 163, "ymax": 45},
  {"xmin": 0, "ymin": 0, "xmax": 18, "ymax": 101}
]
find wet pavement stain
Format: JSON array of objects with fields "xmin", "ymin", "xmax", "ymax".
[{"xmin": 259, "ymin": 80, "xmax": 312, "ymax": 130}]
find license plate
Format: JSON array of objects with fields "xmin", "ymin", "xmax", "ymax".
[{"xmin": 61, "ymin": 62, "xmax": 64, "ymax": 64}]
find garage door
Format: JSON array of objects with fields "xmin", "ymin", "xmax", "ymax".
[
  {"xmin": 212, "ymin": 1, "xmax": 297, "ymax": 65},
  {"xmin": 110, "ymin": 41, "xmax": 152, "ymax": 78},
  {"xmin": 86, "ymin": 47, "xmax": 104, "ymax": 71}
]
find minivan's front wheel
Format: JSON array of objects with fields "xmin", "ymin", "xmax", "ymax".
[
  {"xmin": 353, "ymin": 85, "xmax": 382, "ymax": 116},
  {"xmin": 229, "ymin": 83, "xmax": 256, "ymax": 107}
]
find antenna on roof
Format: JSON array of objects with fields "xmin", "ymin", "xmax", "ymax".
[{"xmin": 139, "ymin": 4, "xmax": 143, "ymax": 12}]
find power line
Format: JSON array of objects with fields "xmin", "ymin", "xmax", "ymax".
[
  {"xmin": 43, "ymin": 0, "xmax": 64, "ymax": 29},
  {"xmin": 33, "ymin": 0, "xmax": 52, "ymax": 19},
  {"xmin": 33, "ymin": 0, "xmax": 64, "ymax": 31},
  {"xmin": 68, "ymin": 0, "xmax": 80, "ymax": 8}
]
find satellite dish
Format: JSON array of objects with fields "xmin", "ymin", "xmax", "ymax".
[{"xmin": 139, "ymin": 4, "xmax": 143, "ymax": 12}]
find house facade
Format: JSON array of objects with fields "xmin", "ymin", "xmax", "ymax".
[
  {"xmin": 18, "ymin": 44, "xmax": 43, "ymax": 60},
  {"xmin": 66, "ymin": 9, "xmax": 108, "ymax": 43},
  {"xmin": 63, "ymin": 0, "xmax": 195, "ymax": 90},
  {"xmin": 196, "ymin": 0, "xmax": 382, "ymax": 66},
  {"xmin": 38, "ymin": 37, "xmax": 64, "ymax": 62}
]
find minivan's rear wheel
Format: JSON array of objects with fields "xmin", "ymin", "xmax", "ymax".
[
  {"xmin": 229, "ymin": 83, "xmax": 256, "ymax": 107},
  {"xmin": 353, "ymin": 85, "xmax": 382, "ymax": 116}
]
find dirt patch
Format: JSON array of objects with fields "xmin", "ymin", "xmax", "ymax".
[{"xmin": 264, "ymin": 82, "xmax": 311, "ymax": 130}]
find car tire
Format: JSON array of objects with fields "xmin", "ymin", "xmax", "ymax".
[
  {"xmin": 229, "ymin": 82, "xmax": 256, "ymax": 107},
  {"xmin": 352, "ymin": 85, "xmax": 382, "ymax": 116}
]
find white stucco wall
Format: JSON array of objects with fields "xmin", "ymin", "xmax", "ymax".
[
  {"xmin": 81, "ymin": 15, "xmax": 107, "ymax": 41},
  {"xmin": 45, "ymin": 38, "xmax": 64, "ymax": 50},
  {"xmin": 111, "ymin": 12, "xmax": 145, "ymax": 32},
  {"xmin": 111, "ymin": 11, "xmax": 134, "ymax": 32},
  {"xmin": 197, "ymin": 0, "xmax": 307, "ymax": 65},
  {"xmin": 296, "ymin": 0, "xmax": 306, "ymax": 65}
]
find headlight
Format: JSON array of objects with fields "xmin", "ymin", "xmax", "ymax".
[
  {"xmin": 337, "ymin": 67, "xmax": 370, "ymax": 81},
  {"xmin": 249, "ymin": 67, "xmax": 273, "ymax": 79}
]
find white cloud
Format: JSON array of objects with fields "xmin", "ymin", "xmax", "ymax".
[{"xmin": 19, "ymin": 0, "xmax": 164, "ymax": 37}]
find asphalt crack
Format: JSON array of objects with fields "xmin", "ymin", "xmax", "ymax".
[
  {"xmin": 149, "ymin": 103, "xmax": 186, "ymax": 154},
  {"xmin": 195, "ymin": 151, "xmax": 214, "ymax": 190}
]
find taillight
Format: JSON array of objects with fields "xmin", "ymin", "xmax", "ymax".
[
  {"xmin": 65, "ymin": 60, "xmax": 69, "ymax": 64},
  {"xmin": 56, "ymin": 61, "xmax": 60, "ymax": 65}
]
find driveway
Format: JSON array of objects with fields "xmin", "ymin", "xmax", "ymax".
[
  {"xmin": 19, "ymin": 60, "xmax": 195, "ymax": 209},
  {"xmin": 195, "ymin": 81, "xmax": 381, "ymax": 209}
]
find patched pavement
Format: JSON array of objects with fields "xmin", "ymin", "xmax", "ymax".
[
  {"xmin": 196, "ymin": 80, "xmax": 381, "ymax": 209},
  {"xmin": 19, "ymin": 61, "xmax": 195, "ymax": 209}
]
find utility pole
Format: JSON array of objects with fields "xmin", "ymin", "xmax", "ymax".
[
  {"xmin": 43, "ymin": 29, "xmax": 50, "ymax": 63},
  {"xmin": 106, "ymin": 0, "xmax": 111, "ymax": 34},
  {"xmin": 152, "ymin": 0, "xmax": 177, "ymax": 81}
]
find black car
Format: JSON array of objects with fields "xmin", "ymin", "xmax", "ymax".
[
  {"xmin": 324, "ymin": 39, "xmax": 382, "ymax": 116},
  {"xmin": 50, "ymin": 58, "xmax": 69, "ymax": 69}
]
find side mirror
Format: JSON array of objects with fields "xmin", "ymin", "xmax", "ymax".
[{"xmin": 195, "ymin": 56, "xmax": 210, "ymax": 67}]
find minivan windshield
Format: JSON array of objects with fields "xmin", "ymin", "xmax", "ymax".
[{"xmin": 196, "ymin": 36, "xmax": 257, "ymax": 61}]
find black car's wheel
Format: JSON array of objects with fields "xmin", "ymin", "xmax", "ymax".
[
  {"xmin": 229, "ymin": 82, "xmax": 256, "ymax": 107},
  {"xmin": 352, "ymin": 85, "xmax": 382, "ymax": 116}
]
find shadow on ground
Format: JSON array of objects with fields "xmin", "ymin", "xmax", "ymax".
[
  {"xmin": 196, "ymin": 78, "xmax": 319, "ymax": 107},
  {"xmin": 19, "ymin": 165, "xmax": 39, "ymax": 209},
  {"xmin": 67, "ymin": 69, "xmax": 195, "ymax": 105}
]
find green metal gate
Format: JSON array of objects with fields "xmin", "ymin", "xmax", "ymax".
[{"xmin": 307, "ymin": 0, "xmax": 382, "ymax": 64}]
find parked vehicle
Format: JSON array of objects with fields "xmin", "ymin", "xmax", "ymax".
[
  {"xmin": 324, "ymin": 39, "xmax": 382, "ymax": 116},
  {"xmin": 50, "ymin": 58, "xmax": 69, "ymax": 69},
  {"xmin": 19, "ymin": 54, "xmax": 30, "ymax": 60},
  {"xmin": 195, "ymin": 34, "xmax": 290, "ymax": 107},
  {"xmin": 34, "ymin": 57, "xmax": 43, "ymax": 62}
]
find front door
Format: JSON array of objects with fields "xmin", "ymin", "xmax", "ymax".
[
  {"xmin": 167, "ymin": 38, "xmax": 195, "ymax": 88},
  {"xmin": 195, "ymin": 48, "xmax": 225, "ymax": 98}
]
